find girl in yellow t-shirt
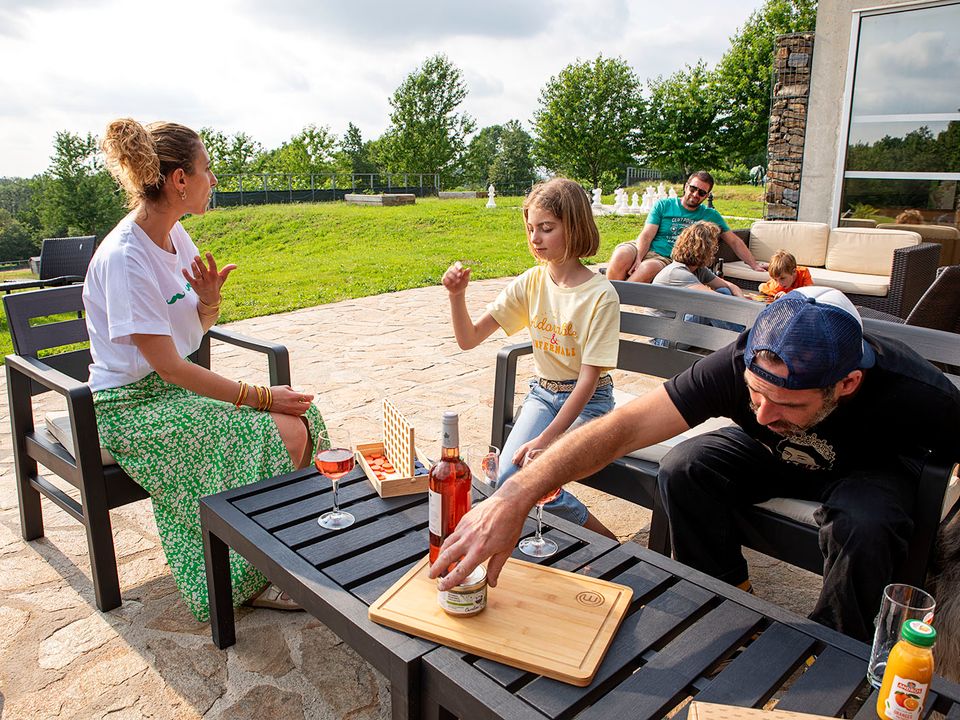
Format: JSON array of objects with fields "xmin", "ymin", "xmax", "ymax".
[{"xmin": 441, "ymin": 178, "xmax": 618, "ymax": 538}]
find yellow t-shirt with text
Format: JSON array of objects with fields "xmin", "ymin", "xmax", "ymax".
[{"xmin": 487, "ymin": 266, "xmax": 620, "ymax": 381}]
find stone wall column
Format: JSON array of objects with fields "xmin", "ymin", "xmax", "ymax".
[{"xmin": 765, "ymin": 32, "xmax": 815, "ymax": 221}]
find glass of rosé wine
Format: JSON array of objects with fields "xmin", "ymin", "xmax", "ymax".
[
  {"xmin": 316, "ymin": 429, "xmax": 356, "ymax": 530},
  {"xmin": 517, "ymin": 448, "xmax": 560, "ymax": 558}
]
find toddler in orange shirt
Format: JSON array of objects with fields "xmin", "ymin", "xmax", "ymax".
[{"xmin": 758, "ymin": 249, "xmax": 813, "ymax": 298}]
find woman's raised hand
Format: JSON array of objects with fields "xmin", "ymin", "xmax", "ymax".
[
  {"xmin": 269, "ymin": 386, "xmax": 315, "ymax": 416},
  {"xmin": 183, "ymin": 252, "xmax": 237, "ymax": 306},
  {"xmin": 442, "ymin": 261, "xmax": 471, "ymax": 296}
]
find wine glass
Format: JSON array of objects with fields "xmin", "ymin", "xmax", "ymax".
[
  {"xmin": 517, "ymin": 448, "xmax": 560, "ymax": 558},
  {"xmin": 316, "ymin": 429, "xmax": 355, "ymax": 530},
  {"xmin": 478, "ymin": 445, "xmax": 500, "ymax": 487}
]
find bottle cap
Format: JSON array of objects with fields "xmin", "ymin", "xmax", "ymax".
[
  {"xmin": 901, "ymin": 619, "xmax": 937, "ymax": 647},
  {"xmin": 441, "ymin": 411, "xmax": 460, "ymax": 449}
]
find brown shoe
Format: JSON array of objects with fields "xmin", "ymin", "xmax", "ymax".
[{"xmin": 246, "ymin": 584, "xmax": 303, "ymax": 611}]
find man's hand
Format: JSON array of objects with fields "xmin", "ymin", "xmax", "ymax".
[
  {"xmin": 750, "ymin": 261, "xmax": 769, "ymax": 272},
  {"xmin": 429, "ymin": 493, "xmax": 529, "ymax": 590}
]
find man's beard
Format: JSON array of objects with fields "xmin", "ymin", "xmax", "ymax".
[{"xmin": 750, "ymin": 395, "xmax": 839, "ymax": 437}]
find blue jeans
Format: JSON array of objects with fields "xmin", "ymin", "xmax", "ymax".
[
  {"xmin": 651, "ymin": 287, "xmax": 745, "ymax": 346},
  {"xmin": 497, "ymin": 379, "xmax": 615, "ymax": 525}
]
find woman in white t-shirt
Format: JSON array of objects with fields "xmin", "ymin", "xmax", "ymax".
[
  {"xmin": 441, "ymin": 178, "xmax": 618, "ymax": 538},
  {"xmin": 86, "ymin": 118, "xmax": 326, "ymax": 619}
]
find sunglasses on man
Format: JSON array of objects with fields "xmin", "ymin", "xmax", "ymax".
[{"xmin": 686, "ymin": 184, "xmax": 710, "ymax": 198}]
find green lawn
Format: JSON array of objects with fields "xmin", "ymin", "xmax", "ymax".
[{"xmin": 0, "ymin": 189, "xmax": 764, "ymax": 360}]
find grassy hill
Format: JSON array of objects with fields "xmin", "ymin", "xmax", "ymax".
[{"xmin": 0, "ymin": 188, "xmax": 764, "ymax": 359}]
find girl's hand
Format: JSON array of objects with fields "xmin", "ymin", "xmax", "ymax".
[
  {"xmin": 183, "ymin": 252, "xmax": 237, "ymax": 307},
  {"xmin": 513, "ymin": 436, "xmax": 547, "ymax": 467},
  {"xmin": 442, "ymin": 261, "xmax": 471, "ymax": 296},
  {"xmin": 268, "ymin": 385, "xmax": 315, "ymax": 416}
]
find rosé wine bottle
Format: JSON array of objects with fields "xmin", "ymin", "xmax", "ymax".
[{"xmin": 428, "ymin": 412, "xmax": 472, "ymax": 564}]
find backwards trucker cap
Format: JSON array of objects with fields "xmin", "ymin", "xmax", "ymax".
[{"xmin": 744, "ymin": 286, "xmax": 876, "ymax": 390}]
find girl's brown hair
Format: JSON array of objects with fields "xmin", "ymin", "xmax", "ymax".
[
  {"xmin": 101, "ymin": 118, "xmax": 202, "ymax": 208},
  {"xmin": 522, "ymin": 178, "xmax": 600, "ymax": 262},
  {"xmin": 671, "ymin": 221, "xmax": 720, "ymax": 267},
  {"xmin": 768, "ymin": 249, "xmax": 798, "ymax": 277}
]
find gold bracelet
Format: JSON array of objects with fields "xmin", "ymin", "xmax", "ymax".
[
  {"xmin": 253, "ymin": 385, "xmax": 264, "ymax": 410},
  {"xmin": 234, "ymin": 381, "xmax": 247, "ymax": 408},
  {"xmin": 198, "ymin": 295, "xmax": 222, "ymax": 312},
  {"xmin": 265, "ymin": 386, "xmax": 273, "ymax": 411}
]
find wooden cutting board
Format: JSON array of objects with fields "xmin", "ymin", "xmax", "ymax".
[{"xmin": 368, "ymin": 556, "xmax": 633, "ymax": 686}]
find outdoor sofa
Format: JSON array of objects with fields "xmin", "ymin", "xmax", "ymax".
[{"xmin": 717, "ymin": 220, "xmax": 940, "ymax": 318}]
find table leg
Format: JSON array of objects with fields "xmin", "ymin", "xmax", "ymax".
[
  {"xmin": 202, "ymin": 524, "xmax": 235, "ymax": 648},
  {"xmin": 390, "ymin": 663, "xmax": 420, "ymax": 720}
]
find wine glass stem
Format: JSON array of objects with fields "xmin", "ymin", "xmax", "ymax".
[
  {"xmin": 331, "ymin": 479, "xmax": 340, "ymax": 513},
  {"xmin": 535, "ymin": 503, "xmax": 544, "ymax": 541}
]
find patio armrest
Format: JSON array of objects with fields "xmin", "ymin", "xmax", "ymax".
[
  {"xmin": 490, "ymin": 342, "xmax": 533, "ymax": 450},
  {"xmin": 204, "ymin": 326, "xmax": 292, "ymax": 386}
]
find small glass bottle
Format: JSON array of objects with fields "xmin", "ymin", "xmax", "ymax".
[
  {"xmin": 877, "ymin": 619, "xmax": 936, "ymax": 720},
  {"xmin": 428, "ymin": 412, "xmax": 471, "ymax": 564}
]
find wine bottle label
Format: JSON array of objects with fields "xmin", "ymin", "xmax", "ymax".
[{"xmin": 428, "ymin": 489, "xmax": 441, "ymax": 536}]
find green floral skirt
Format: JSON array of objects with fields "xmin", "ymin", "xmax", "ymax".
[{"xmin": 94, "ymin": 372, "xmax": 326, "ymax": 621}]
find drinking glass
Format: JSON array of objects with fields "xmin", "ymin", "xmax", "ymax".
[
  {"xmin": 316, "ymin": 429, "xmax": 356, "ymax": 530},
  {"xmin": 866, "ymin": 583, "xmax": 936, "ymax": 688},
  {"xmin": 517, "ymin": 449, "xmax": 560, "ymax": 558},
  {"xmin": 478, "ymin": 445, "xmax": 500, "ymax": 487}
]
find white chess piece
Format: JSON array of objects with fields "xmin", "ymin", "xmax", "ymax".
[
  {"xmin": 630, "ymin": 192, "xmax": 640, "ymax": 210},
  {"xmin": 591, "ymin": 188, "xmax": 603, "ymax": 208},
  {"xmin": 640, "ymin": 188, "xmax": 654, "ymax": 213},
  {"xmin": 486, "ymin": 184, "xmax": 496, "ymax": 208},
  {"xmin": 668, "ymin": 186, "xmax": 678, "ymax": 199}
]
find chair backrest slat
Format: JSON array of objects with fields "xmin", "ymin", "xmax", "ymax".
[{"xmin": 3, "ymin": 284, "xmax": 90, "ymax": 356}]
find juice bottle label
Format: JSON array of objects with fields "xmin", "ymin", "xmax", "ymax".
[
  {"xmin": 428, "ymin": 489, "xmax": 441, "ymax": 536},
  {"xmin": 881, "ymin": 676, "xmax": 928, "ymax": 720}
]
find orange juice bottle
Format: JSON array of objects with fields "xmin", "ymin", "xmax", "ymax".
[{"xmin": 877, "ymin": 619, "xmax": 936, "ymax": 720}]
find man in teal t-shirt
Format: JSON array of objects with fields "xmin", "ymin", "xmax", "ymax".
[{"xmin": 608, "ymin": 171, "xmax": 767, "ymax": 283}]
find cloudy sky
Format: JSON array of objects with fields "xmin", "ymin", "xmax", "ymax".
[{"xmin": 0, "ymin": 0, "xmax": 764, "ymax": 178}]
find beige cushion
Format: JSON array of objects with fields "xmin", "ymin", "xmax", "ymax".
[
  {"xmin": 825, "ymin": 227, "xmax": 920, "ymax": 275},
  {"xmin": 877, "ymin": 223, "xmax": 960, "ymax": 242},
  {"xmin": 750, "ymin": 221, "xmax": 830, "ymax": 266},
  {"xmin": 806, "ymin": 268, "xmax": 890, "ymax": 296},
  {"xmin": 722, "ymin": 261, "xmax": 771, "ymax": 284},
  {"xmin": 755, "ymin": 497, "xmax": 819, "ymax": 526},
  {"xmin": 45, "ymin": 411, "xmax": 116, "ymax": 466}
]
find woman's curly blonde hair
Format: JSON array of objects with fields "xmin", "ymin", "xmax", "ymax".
[
  {"xmin": 101, "ymin": 118, "xmax": 201, "ymax": 208},
  {"xmin": 671, "ymin": 220, "xmax": 720, "ymax": 267}
]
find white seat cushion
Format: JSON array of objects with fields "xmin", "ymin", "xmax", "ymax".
[
  {"xmin": 826, "ymin": 227, "xmax": 920, "ymax": 275},
  {"xmin": 754, "ymin": 497, "xmax": 819, "ymax": 526},
  {"xmin": 613, "ymin": 389, "xmax": 735, "ymax": 463},
  {"xmin": 723, "ymin": 261, "xmax": 769, "ymax": 284},
  {"xmin": 45, "ymin": 411, "xmax": 116, "ymax": 466},
  {"xmin": 750, "ymin": 221, "xmax": 830, "ymax": 266},
  {"xmin": 806, "ymin": 268, "xmax": 890, "ymax": 296}
]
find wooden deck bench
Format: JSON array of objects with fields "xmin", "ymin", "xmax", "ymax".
[{"xmin": 491, "ymin": 280, "xmax": 959, "ymax": 588}]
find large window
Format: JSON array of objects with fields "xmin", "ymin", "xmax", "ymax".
[{"xmin": 836, "ymin": 1, "xmax": 960, "ymax": 228}]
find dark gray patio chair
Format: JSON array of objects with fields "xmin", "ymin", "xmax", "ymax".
[
  {"xmin": 4, "ymin": 285, "xmax": 292, "ymax": 611},
  {"xmin": 858, "ymin": 265, "xmax": 960, "ymax": 335},
  {"xmin": 0, "ymin": 235, "xmax": 96, "ymax": 294}
]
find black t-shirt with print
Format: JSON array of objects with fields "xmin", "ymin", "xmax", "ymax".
[{"xmin": 663, "ymin": 332, "xmax": 960, "ymax": 475}]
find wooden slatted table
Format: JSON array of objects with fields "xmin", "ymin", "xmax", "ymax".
[
  {"xmin": 199, "ymin": 466, "xmax": 620, "ymax": 720},
  {"xmin": 420, "ymin": 541, "xmax": 960, "ymax": 720}
]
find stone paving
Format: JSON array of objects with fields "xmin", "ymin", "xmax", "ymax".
[{"xmin": 0, "ymin": 277, "xmax": 822, "ymax": 719}]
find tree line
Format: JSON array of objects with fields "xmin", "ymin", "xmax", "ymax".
[{"xmin": 0, "ymin": 0, "xmax": 814, "ymax": 261}]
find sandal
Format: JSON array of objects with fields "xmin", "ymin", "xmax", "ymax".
[{"xmin": 245, "ymin": 584, "xmax": 303, "ymax": 611}]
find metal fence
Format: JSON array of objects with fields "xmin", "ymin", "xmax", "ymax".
[
  {"xmin": 211, "ymin": 173, "xmax": 440, "ymax": 208},
  {"xmin": 624, "ymin": 167, "xmax": 663, "ymax": 186}
]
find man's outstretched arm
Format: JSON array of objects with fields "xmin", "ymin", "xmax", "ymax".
[
  {"xmin": 721, "ymin": 229, "xmax": 767, "ymax": 272},
  {"xmin": 429, "ymin": 385, "xmax": 689, "ymax": 589}
]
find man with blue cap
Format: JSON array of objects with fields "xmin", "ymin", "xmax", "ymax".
[{"xmin": 431, "ymin": 287, "xmax": 960, "ymax": 640}]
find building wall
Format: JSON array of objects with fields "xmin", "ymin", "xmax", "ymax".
[{"xmin": 799, "ymin": 0, "xmax": 909, "ymax": 223}]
